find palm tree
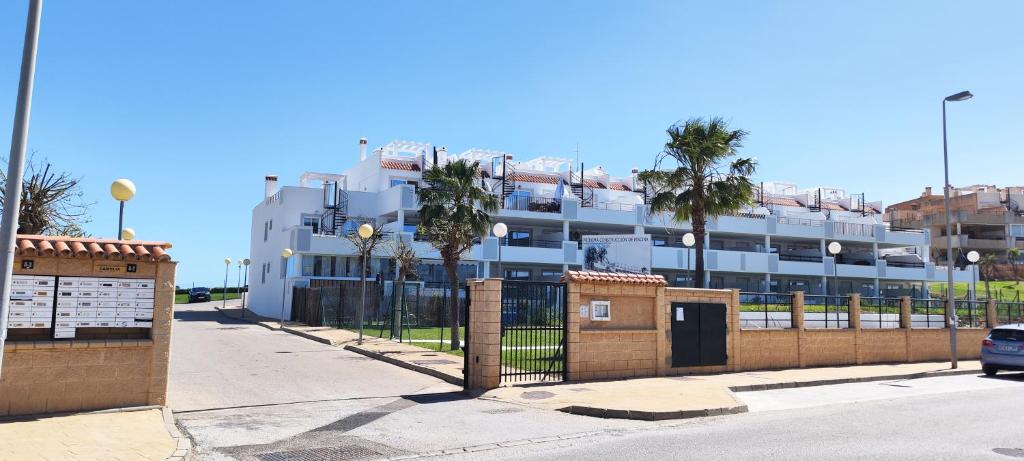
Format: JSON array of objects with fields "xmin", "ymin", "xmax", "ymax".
[
  {"xmin": 418, "ymin": 159, "xmax": 499, "ymax": 350},
  {"xmin": 637, "ymin": 118, "xmax": 757, "ymax": 288},
  {"xmin": 1008, "ymin": 247, "xmax": 1021, "ymax": 284},
  {"xmin": 384, "ymin": 237, "xmax": 419, "ymax": 340},
  {"xmin": 980, "ymin": 253, "xmax": 998, "ymax": 299}
]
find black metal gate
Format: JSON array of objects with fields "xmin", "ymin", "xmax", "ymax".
[
  {"xmin": 670, "ymin": 302, "xmax": 727, "ymax": 367},
  {"xmin": 499, "ymin": 281, "xmax": 567, "ymax": 384}
]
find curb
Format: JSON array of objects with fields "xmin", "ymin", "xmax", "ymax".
[
  {"xmin": 557, "ymin": 403, "xmax": 748, "ymax": 421},
  {"xmin": 161, "ymin": 407, "xmax": 194, "ymax": 461},
  {"xmin": 344, "ymin": 344, "xmax": 464, "ymax": 387},
  {"xmin": 726, "ymin": 367, "xmax": 981, "ymax": 392}
]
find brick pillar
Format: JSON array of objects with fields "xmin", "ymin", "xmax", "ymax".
[
  {"xmin": 728, "ymin": 289, "xmax": 740, "ymax": 372},
  {"xmin": 792, "ymin": 291, "xmax": 806, "ymax": 368},
  {"xmin": 467, "ymin": 279, "xmax": 502, "ymax": 390},
  {"xmin": 566, "ymin": 280, "xmax": 581, "ymax": 380},
  {"xmin": 986, "ymin": 299, "xmax": 998, "ymax": 328},
  {"xmin": 849, "ymin": 293, "xmax": 863, "ymax": 364},
  {"xmin": 899, "ymin": 296, "xmax": 912, "ymax": 329}
]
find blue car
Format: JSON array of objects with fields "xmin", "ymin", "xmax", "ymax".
[{"xmin": 981, "ymin": 324, "xmax": 1024, "ymax": 376}]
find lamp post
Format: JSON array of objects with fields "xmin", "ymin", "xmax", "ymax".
[
  {"xmin": 828, "ymin": 241, "xmax": 842, "ymax": 329},
  {"xmin": 493, "ymin": 222, "xmax": 508, "ymax": 278},
  {"xmin": 222, "ymin": 258, "xmax": 231, "ymax": 310},
  {"xmin": 236, "ymin": 258, "xmax": 243, "ymax": 304},
  {"xmin": 278, "ymin": 248, "xmax": 293, "ymax": 329},
  {"xmin": 967, "ymin": 251, "xmax": 980, "ymax": 302},
  {"xmin": 121, "ymin": 227, "xmax": 135, "ymax": 241},
  {"xmin": 942, "ymin": 90, "xmax": 972, "ymax": 369},
  {"xmin": 682, "ymin": 232, "xmax": 696, "ymax": 287},
  {"xmin": 241, "ymin": 258, "xmax": 250, "ymax": 318},
  {"xmin": 357, "ymin": 223, "xmax": 375, "ymax": 345},
  {"xmin": 111, "ymin": 179, "xmax": 136, "ymax": 239}
]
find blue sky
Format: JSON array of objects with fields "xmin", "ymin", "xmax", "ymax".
[{"xmin": 1, "ymin": 1, "xmax": 1021, "ymax": 287}]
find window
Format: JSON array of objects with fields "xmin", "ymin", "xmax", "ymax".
[
  {"xmin": 261, "ymin": 263, "xmax": 266, "ymax": 284},
  {"xmin": 540, "ymin": 269, "xmax": 563, "ymax": 281},
  {"xmin": 504, "ymin": 269, "xmax": 530, "ymax": 281},
  {"xmin": 301, "ymin": 215, "xmax": 320, "ymax": 234},
  {"xmin": 590, "ymin": 300, "xmax": 611, "ymax": 321},
  {"xmin": 506, "ymin": 190, "xmax": 531, "ymax": 210},
  {"xmin": 991, "ymin": 329, "xmax": 1024, "ymax": 341},
  {"xmin": 652, "ymin": 237, "xmax": 668, "ymax": 247},
  {"xmin": 390, "ymin": 178, "xmax": 418, "ymax": 188},
  {"xmin": 269, "ymin": 219, "xmax": 273, "ymax": 230},
  {"xmin": 264, "ymin": 222, "xmax": 269, "ymax": 242},
  {"xmin": 509, "ymin": 230, "xmax": 531, "ymax": 247}
]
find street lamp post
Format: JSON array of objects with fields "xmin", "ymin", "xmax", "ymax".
[
  {"xmin": 828, "ymin": 241, "xmax": 842, "ymax": 329},
  {"xmin": 222, "ymin": 258, "xmax": 231, "ymax": 310},
  {"xmin": 241, "ymin": 258, "xmax": 250, "ymax": 319},
  {"xmin": 236, "ymin": 258, "xmax": 243, "ymax": 304},
  {"xmin": 967, "ymin": 251, "xmax": 980, "ymax": 302},
  {"xmin": 493, "ymin": 222, "xmax": 508, "ymax": 278},
  {"xmin": 682, "ymin": 232, "xmax": 696, "ymax": 287},
  {"xmin": 110, "ymin": 179, "xmax": 136, "ymax": 239},
  {"xmin": 357, "ymin": 223, "xmax": 374, "ymax": 345},
  {"xmin": 942, "ymin": 90, "xmax": 973, "ymax": 369},
  {"xmin": 278, "ymin": 248, "xmax": 293, "ymax": 329}
]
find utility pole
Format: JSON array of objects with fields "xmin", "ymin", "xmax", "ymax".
[{"xmin": 0, "ymin": 0, "xmax": 43, "ymax": 379}]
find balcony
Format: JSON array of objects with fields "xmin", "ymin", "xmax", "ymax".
[{"xmin": 502, "ymin": 195, "xmax": 561, "ymax": 214}]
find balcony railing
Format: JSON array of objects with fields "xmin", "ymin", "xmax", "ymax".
[
  {"xmin": 778, "ymin": 254, "xmax": 823, "ymax": 263},
  {"xmin": 499, "ymin": 237, "xmax": 564, "ymax": 249},
  {"xmin": 885, "ymin": 260, "xmax": 926, "ymax": 268},
  {"xmin": 888, "ymin": 226, "xmax": 926, "ymax": 234},
  {"xmin": 590, "ymin": 201, "xmax": 638, "ymax": 212},
  {"xmin": 503, "ymin": 195, "xmax": 561, "ymax": 213},
  {"xmin": 777, "ymin": 216, "xmax": 825, "ymax": 227}
]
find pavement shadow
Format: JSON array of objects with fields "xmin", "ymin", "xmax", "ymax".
[
  {"xmin": 402, "ymin": 391, "xmax": 474, "ymax": 405},
  {"xmin": 981, "ymin": 371, "xmax": 1024, "ymax": 382},
  {"xmin": 173, "ymin": 309, "xmax": 247, "ymax": 325}
]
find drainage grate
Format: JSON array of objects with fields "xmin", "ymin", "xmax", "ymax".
[
  {"xmin": 482, "ymin": 407, "xmax": 524, "ymax": 414},
  {"xmin": 410, "ymin": 359, "xmax": 457, "ymax": 365},
  {"xmin": 257, "ymin": 445, "xmax": 381, "ymax": 461},
  {"xmin": 520, "ymin": 390, "xmax": 555, "ymax": 400},
  {"xmin": 994, "ymin": 448, "xmax": 1024, "ymax": 458}
]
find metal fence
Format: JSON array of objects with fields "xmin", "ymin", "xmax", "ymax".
[
  {"xmin": 803, "ymin": 295, "xmax": 850, "ymax": 329},
  {"xmin": 859, "ymin": 297, "xmax": 901, "ymax": 329},
  {"xmin": 738, "ymin": 292, "xmax": 793, "ymax": 329},
  {"xmin": 996, "ymin": 302, "xmax": 1024, "ymax": 325},
  {"xmin": 911, "ymin": 298, "xmax": 945, "ymax": 329},
  {"xmin": 500, "ymin": 281, "xmax": 567, "ymax": 384},
  {"xmin": 955, "ymin": 299, "xmax": 986, "ymax": 329}
]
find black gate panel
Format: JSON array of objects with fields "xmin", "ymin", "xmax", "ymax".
[
  {"xmin": 671, "ymin": 302, "xmax": 727, "ymax": 367},
  {"xmin": 499, "ymin": 281, "xmax": 567, "ymax": 384}
]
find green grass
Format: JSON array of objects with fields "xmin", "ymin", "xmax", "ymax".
[
  {"xmin": 174, "ymin": 292, "xmax": 243, "ymax": 304},
  {"xmin": 930, "ymin": 281, "xmax": 1023, "ymax": 301}
]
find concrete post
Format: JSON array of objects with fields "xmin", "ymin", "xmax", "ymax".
[
  {"xmin": 986, "ymin": 299, "xmax": 998, "ymax": 328},
  {"xmin": 849, "ymin": 293, "xmax": 861, "ymax": 330},
  {"xmin": 793, "ymin": 291, "xmax": 806, "ymax": 368}
]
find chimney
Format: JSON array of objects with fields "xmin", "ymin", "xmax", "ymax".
[
  {"xmin": 264, "ymin": 175, "xmax": 279, "ymax": 198},
  {"xmin": 436, "ymin": 146, "xmax": 448, "ymax": 165},
  {"xmin": 923, "ymin": 186, "xmax": 932, "ymax": 197},
  {"xmin": 359, "ymin": 138, "xmax": 368, "ymax": 161}
]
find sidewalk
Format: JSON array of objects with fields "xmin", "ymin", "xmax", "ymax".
[
  {"xmin": 214, "ymin": 305, "xmax": 466, "ymax": 385},
  {"xmin": 0, "ymin": 407, "xmax": 187, "ymax": 461},
  {"xmin": 481, "ymin": 361, "xmax": 983, "ymax": 420}
]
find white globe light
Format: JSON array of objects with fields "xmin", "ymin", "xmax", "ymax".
[
  {"xmin": 120, "ymin": 227, "xmax": 135, "ymax": 240},
  {"xmin": 358, "ymin": 223, "xmax": 375, "ymax": 239},
  {"xmin": 827, "ymin": 241, "xmax": 842, "ymax": 255},
  {"xmin": 242, "ymin": 258, "xmax": 251, "ymax": 266},
  {"xmin": 682, "ymin": 232, "xmax": 696, "ymax": 247},
  {"xmin": 110, "ymin": 178, "xmax": 136, "ymax": 201},
  {"xmin": 966, "ymin": 250, "xmax": 980, "ymax": 263},
  {"xmin": 493, "ymin": 222, "xmax": 508, "ymax": 238},
  {"xmin": 224, "ymin": 258, "xmax": 232, "ymax": 265},
  {"xmin": 281, "ymin": 248, "xmax": 293, "ymax": 258}
]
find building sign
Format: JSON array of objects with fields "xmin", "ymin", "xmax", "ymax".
[{"xmin": 581, "ymin": 234, "xmax": 652, "ymax": 274}]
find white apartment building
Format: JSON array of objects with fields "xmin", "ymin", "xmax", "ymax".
[{"xmin": 247, "ymin": 139, "xmax": 974, "ymax": 320}]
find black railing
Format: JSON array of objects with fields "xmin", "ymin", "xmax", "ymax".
[
  {"xmin": 885, "ymin": 260, "xmax": 926, "ymax": 268},
  {"xmin": 888, "ymin": 226, "xmax": 926, "ymax": 234},
  {"xmin": 803, "ymin": 295, "xmax": 850, "ymax": 329},
  {"xmin": 859, "ymin": 297, "xmax": 902, "ymax": 329},
  {"xmin": 955, "ymin": 299, "xmax": 986, "ymax": 328},
  {"xmin": 503, "ymin": 195, "xmax": 562, "ymax": 213},
  {"xmin": 500, "ymin": 281, "xmax": 567, "ymax": 383},
  {"xmin": 779, "ymin": 254, "xmax": 823, "ymax": 263},
  {"xmin": 739, "ymin": 292, "xmax": 793, "ymax": 329},
  {"xmin": 997, "ymin": 302, "xmax": 1024, "ymax": 325},
  {"xmin": 911, "ymin": 298, "xmax": 945, "ymax": 329},
  {"xmin": 500, "ymin": 237, "xmax": 564, "ymax": 249}
]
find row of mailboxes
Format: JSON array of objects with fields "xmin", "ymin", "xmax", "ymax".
[{"xmin": 6, "ymin": 275, "xmax": 156, "ymax": 338}]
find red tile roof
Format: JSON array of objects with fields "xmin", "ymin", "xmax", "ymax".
[
  {"xmin": 561, "ymin": 270, "xmax": 667, "ymax": 286},
  {"xmin": 15, "ymin": 235, "xmax": 173, "ymax": 261},
  {"xmin": 821, "ymin": 202, "xmax": 847, "ymax": 211},
  {"xmin": 583, "ymin": 179, "xmax": 606, "ymax": 189},
  {"xmin": 609, "ymin": 183, "xmax": 631, "ymax": 191},
  {"xmin": 380, "ymin": 159, "xmax": 421, "ymax": 171},
  {"xmin": 508, "ymin": 172, "xmax": 561, "ymax": 185},
  {"xmin": 763, "ymin": 197, "xmax": 802, "ymax": 207}
]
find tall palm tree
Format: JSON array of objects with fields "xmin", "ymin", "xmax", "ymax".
[
  {"xmin": 637, "ymin": 118, "xmax": 757, "ymax": 288},
  {"xmin": 418, "ymin": 159, "xmax": 499, "ymax": 350},
  {"xmin": 980, "ymin": 253, "xmax": 998, "ymax": 299},
  {"xmin": 1008, "ymin": 247, "xmax": 1021, "ymax": 284}
]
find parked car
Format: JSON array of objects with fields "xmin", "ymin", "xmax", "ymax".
[
  {"xmin": 981, "ymin": 324, "xmax": 1024, "ymax": 376},
  {"xmin": 189, "ymin": 287, "xmax": 212, "ymax": 303}
]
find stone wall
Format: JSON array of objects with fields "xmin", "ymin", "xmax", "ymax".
[{"xmin": 0, "ymin": 256, "xmax": 176, "ymax": 416}]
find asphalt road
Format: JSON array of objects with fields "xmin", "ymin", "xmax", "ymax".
[{"xmin": 170, "ymin": 300, "xmax": 1024, "ymax": 460}]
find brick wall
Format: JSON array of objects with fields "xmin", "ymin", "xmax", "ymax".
[
  {"xmin": 466, "ymin": 279, "xmax": 501, "ymax": 390},
  {"xmin": 0, "ymin": 257, "xmax": 176, "ymax": 417}
]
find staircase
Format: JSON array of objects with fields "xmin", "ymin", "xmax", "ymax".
[
  {"xmin": 570, "ymin": 164, "xmax": 594, "ymax": 207},
  {"xmin": 319, "ymin": 181, "xmax": 349, "ymax": 236},
  {"xmin": 807, "ymin": 189, "xmax": 822, "ymax": 213},
  {"xmin": 493, "ymin": 156, "xmax": 517, "ymax": 208}
]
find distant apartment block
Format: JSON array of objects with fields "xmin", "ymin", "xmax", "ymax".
[
  {"xmin": 247, "ymin": 139, "xmax": 973, "ymax": 320},
  {"xmin": 885, "ymin": 185, "xmax": 1024, "ymax": 265}
]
